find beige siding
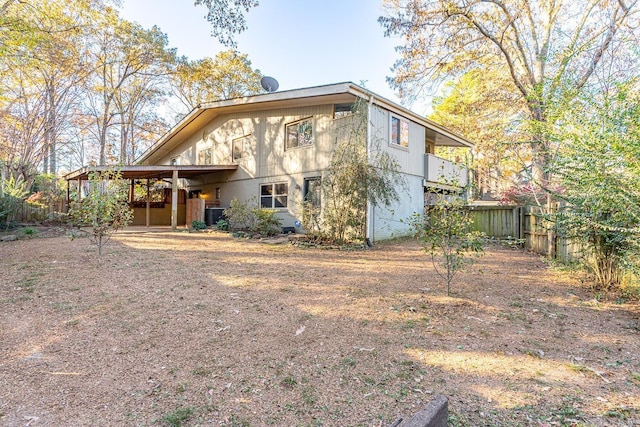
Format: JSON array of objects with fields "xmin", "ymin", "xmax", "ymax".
[
  {"xmin": 368, "ymin": 105, "xmax": 425, "ymax": 177},
  {"xmin": 152, "ymin": 101, "xmax": 432, "ymax": 238},
  {"xmin": 159, "ymin": 105, "xmax": 334, "ymax": 177},
  {"xmin": 156, "ymin": 105, "xmax": 338, "ymax": 229},
  {"xmin": 373, "ymin": 175, "xmax": 423, "ymax": 241},
  {"xmin": 367, "ymin": 105, "xmax": 427, "ymax": 241}
]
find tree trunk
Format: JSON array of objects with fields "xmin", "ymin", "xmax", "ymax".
[{"xmin": 120, "ymin": 123, "xmax": 128, "ymax": 165}]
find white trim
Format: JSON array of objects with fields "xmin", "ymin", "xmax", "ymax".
[
  {"xmin": 259, "ymin": 181, "xmax": 289, "ymax": 209},
  {"xmin": 137, "ymin": 82, "xmax": 473, "ymax": 164}
]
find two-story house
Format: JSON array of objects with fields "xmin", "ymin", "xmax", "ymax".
[{"xmin": 66, "ymin": 82, "xmax": 472, "ymax": 242}]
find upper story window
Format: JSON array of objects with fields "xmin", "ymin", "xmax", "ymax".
[
  {"xmin": 260, "ymin": 182, "xmax": 288, "ymax": 208},
  {"xmin": 232, "ymin": 135, "xmax": 251, "ymax": 161},
  {"xmin": 198, "ymin": 148, "xmax": 212, "ymax": 165},
  {"xmin": 286, "ymin": 117, "xmax": 313, "ymax": 150},
  {"xmin": 333, "ymin": 103, "xmax": 354, "ymax": 118},
  {"xmin": 391, "ymin": 116, "xmax": 409, "ymax": 148}
]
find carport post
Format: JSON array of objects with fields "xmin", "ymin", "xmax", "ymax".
[
  {"xmin": 146, "ymin": 179, "xmax": 150, "ymax": 227},
  {"xmin": 171, "ymin": 169, "xmax": 178, "ymax": 230}
]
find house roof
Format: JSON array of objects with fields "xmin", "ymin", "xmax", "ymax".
[
  {"xmin": 137, "ymin": 82, "xmax": 474, "ymax": 165},
  {"xmin": 64, "ymin": 165, "xmax": 237, "ymax": 181}
]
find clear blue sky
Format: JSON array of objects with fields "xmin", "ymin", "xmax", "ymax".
[{"xmin": 119, "ymin": 0, "xmax": 428, "ymax": 114}]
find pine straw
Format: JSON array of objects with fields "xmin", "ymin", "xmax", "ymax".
[{"xmin": 0, "ymin": 231, "xmax": 638, "ymax": 426}]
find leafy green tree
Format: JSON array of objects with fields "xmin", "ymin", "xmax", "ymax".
[
  {"xmin": 0, "ymin": 174, "xmax": 29, "ymax": 228},
  {"xmin": 380, "ymin": 0, "xmax": 638, "ymax": 186},
  {"xmin": 0, "ymin": 0, "xmax": 101, "ymax": 181},
  {"xmin": 69, "ymin": 169, "xmax": 133, "ymax": 256},
  {"xmin": 429, "ymin": 67, "xmax": 528, "ymax": 199},
  {"xmin": 550, "ymin": 81, "xmax": 640, "ymax": 290},
  {"xmin": 381, "ymin": 0, "xmax": 638, "ymax": 259},
  {"xmin": 411, "ymin": 196, "xmax": 484, "ymax": 296},
  {"xmin": 310, "ymin": 99, "xmax": 403, "ymax": 244}
]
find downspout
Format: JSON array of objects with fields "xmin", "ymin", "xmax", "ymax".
[
  {"xmin": 171, "ymin": 169, "xmax": 178, "ymax": 230},
  {"xmin": 366, "ymin": 94, "xmax": 375, "ymax": 247}
]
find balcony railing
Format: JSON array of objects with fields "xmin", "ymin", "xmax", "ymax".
[{"xmin": 424, "ymin": 154, "xmax": 469, "ymax": 188}]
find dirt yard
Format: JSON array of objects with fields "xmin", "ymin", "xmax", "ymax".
[{"xmin": 1, "ymin": 229, "xmax": 638, "ymax": 426}]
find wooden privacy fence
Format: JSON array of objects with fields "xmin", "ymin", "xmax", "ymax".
[
  {"xmin": 467, "ymin": 204, "xmax": 583, "ymax": 263},
  {"xmin": 9, "ymin": 199, "xmax": 67, "ymax": 223},
  {"xmin": 468, "ymin": 205, "xmax": 522, "ymax": 239}
]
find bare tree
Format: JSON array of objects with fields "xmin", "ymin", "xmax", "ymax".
[
  {"xmin": 380, "ymin": 0, "xmax": 639, "ymax": 180},
  {"xmin": 85, "ymin": 18, "xmax": 173, "ymax": 165}
]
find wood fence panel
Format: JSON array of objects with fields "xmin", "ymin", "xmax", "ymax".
[
  {"xmin": 523, "ymin": 206, "xmax": 548, "ymax": 255},
  {"xmin": 12, "ymin": 200, "xmax": 67, "ymax": 223},
  {"xmin": 468, "ymin": 206, "xmax": 520, "ymax": 239},
  {"xmin": 469, "ymin": 204, "xmax": 583, "ymax": 264}
]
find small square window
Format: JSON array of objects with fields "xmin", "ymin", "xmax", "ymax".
[
  {"xmin": 286, "ymin": 118, "xmax": 313, "ymax": 149},
  {"xmin": 391, "ymin": 116, "xmax": 409, "ymax": 148},
  {"xmin": 260, "ymin": 182, "xmax": 288, "ymax": 209}
]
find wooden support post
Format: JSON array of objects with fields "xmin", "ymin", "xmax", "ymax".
[
  {"xmin": 66, "ymin": 180, "xmax": 71, "ymax": 212},
  {"xmin": 146, "ymin": 179, "xmax": 150, "ymax": 227},
  {"xmin": 171, "ymin": 169, "xmax": 178, "ymax": 230}
]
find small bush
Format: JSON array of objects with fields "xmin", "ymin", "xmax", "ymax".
[
  {"xmin": 0, "ymin": 175, "xmax": 29, "ymax": 229},
  {"xmin": 251, "ymin": 208, "xmax": 281, "ymax": 236},
  {"xmin": 223, "ymin": 198, "xmax": 282, "ymax": 236},
  {"xmin": 19, "ymin": 227, "xmax": 38, "ymax": 237},
  {"xmin": 216, "ymin": 219, "xmax": 229, "ymax": 231},
  {"xmin": 224, "ymin": 198, "xmax": 254, "ymax": 230},
  {"xmin": 68, "ymin": 169, "xmax": 133, "ymax": 257},
  {"xmin": 191, "ymin": 220, "xmax": 207, "ymax": 230}
]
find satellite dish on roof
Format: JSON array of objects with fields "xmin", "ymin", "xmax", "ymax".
[{"xmin": 261, "ymin": 76, "xmax": 279, "ymax": 93}]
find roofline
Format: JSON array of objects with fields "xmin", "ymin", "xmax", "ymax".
[
  {"xmin": 344, "ymin": 83, "xmax": 474, "ymax": 148},
  {"xmin": 64, "ymin": 165, "xmax": 237, "ymax": 181},
  {"xmin": 137, "ymin": 82, "xmax": 473, "ymax": 163}
]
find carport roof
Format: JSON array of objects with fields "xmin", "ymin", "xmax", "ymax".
[{"xmin": 65, "ymin": 165, "xmax": 237, "ymax": 181}]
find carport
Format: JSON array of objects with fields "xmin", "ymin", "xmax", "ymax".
[{"xmin": 65, "ymin": 165, "xmax": 237, "ymax": 230}]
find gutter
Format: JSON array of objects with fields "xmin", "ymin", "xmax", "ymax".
[{"xmin": 366, "ymin": 93, "xmax": 375, "ymax": 246}]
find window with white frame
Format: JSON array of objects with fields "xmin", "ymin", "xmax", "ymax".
[
  {"xmin": 232, "ymin": 135, "xmax": 251, "ymax": 161},
  {"xmin": 260, "ymin": 182, "xmax": 288, "ymax": 208},
  {"xmin": 390, "ymin": 116, "xmax": 409, "ymax": 148},
  {"xmin": 286, "ymin": 117, "xmax": 313, "ymax": 149}
]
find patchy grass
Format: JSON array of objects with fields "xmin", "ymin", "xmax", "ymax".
[{"xmin": 162, "ymin": 406, "xmax": 195, "ymax": 427}]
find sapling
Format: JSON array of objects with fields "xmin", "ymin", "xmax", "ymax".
[
  {"xmin": 412, "ymin": 195, "xmax": 484, "ymax": 296},
  {"xmin": 69, "ymin": 169, "xmax": 133, "ymax": 256}
]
